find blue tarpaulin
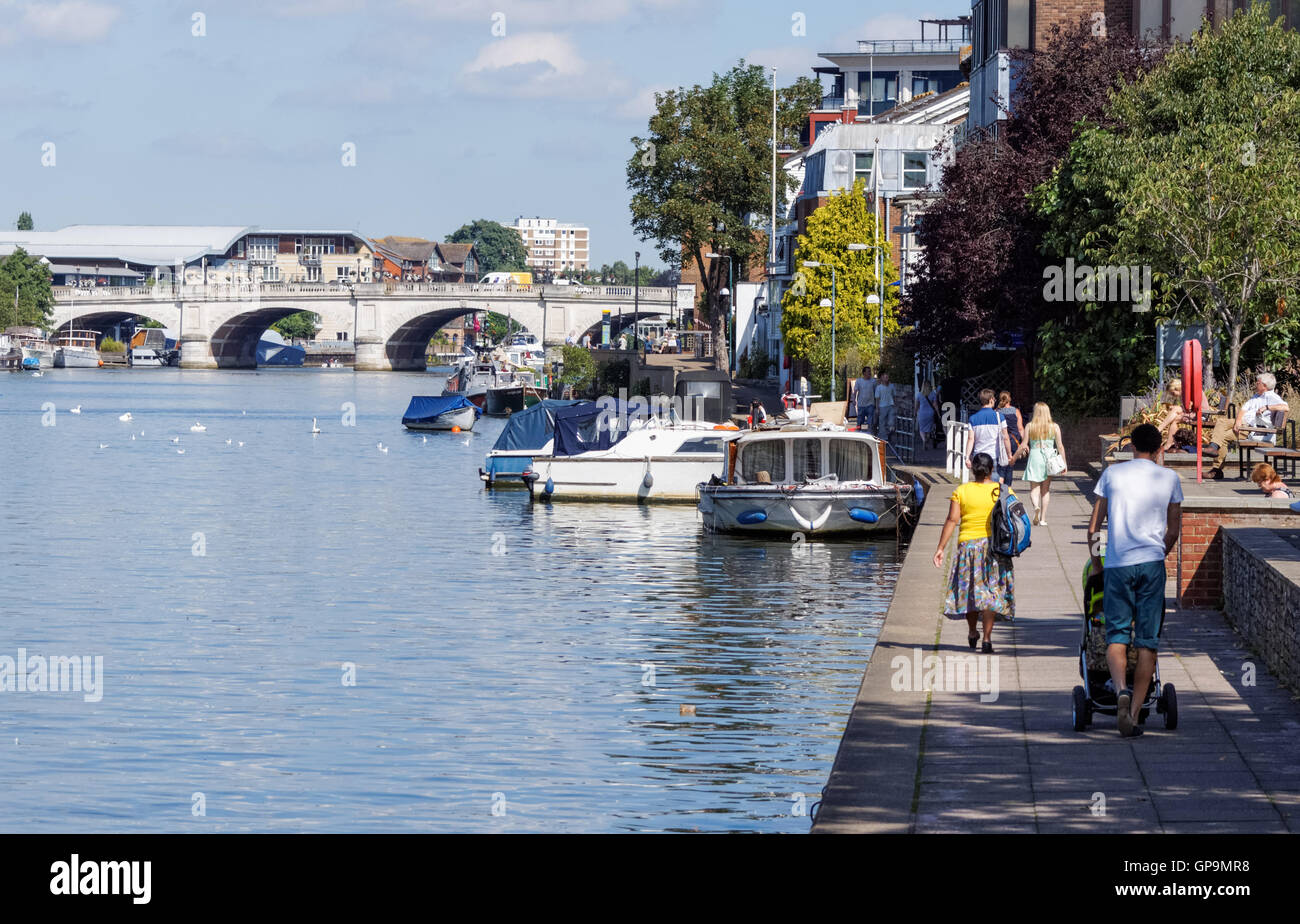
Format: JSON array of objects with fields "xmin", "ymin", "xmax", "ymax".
[
  {"xmin": 402, "ymin": 395, "xmax": 482, "ymax": 426},
  {"xmin": 552, "ymin": 401, "xmax": 632, "ymax": 456},
  {"xmin": 490, "ymin": 399, "xmax": 590, "ymax": 453}
]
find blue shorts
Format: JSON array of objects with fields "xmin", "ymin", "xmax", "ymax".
[{"xmin": 1103, "ymin": 561, "xmax": 1166, "ymax": 651}]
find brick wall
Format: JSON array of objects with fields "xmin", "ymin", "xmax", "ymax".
[
  {"xmin": 1175, "ymin": 509, "xmax": 1297, "ymax": 608},
  {"xmin": 1221, "ymin": 527, "xmax": 1300, "ymax": 692},
  {"xmin": 1033, "ymin": 1, "xmax": 1134, "ymax": 47},
  {"xmin": 1055, "ymin": 416, "xmax": 1117, "ymax": 465}
]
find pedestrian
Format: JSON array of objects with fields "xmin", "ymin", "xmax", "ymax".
[
  {"xmin": 916, "ymin": 379, "xmax": 940, "ymax": 449},
  {"xmin": 1234, "ymin": 372, "xmax": 1288, "ymax": 444},
  {"xmin": 933, "ymin": 451, "xmax": 1014, "ymax": 653},
  {"xmin": 1021, "ymin": 401, "xmax": 1068, "ymax": 525},
  {"xmin": 852, "ymin": 366, "xmax": 874, "ymax": 432},
  {"xmin": 1251, "ymin": 462, "xmax": 1294, "ymax": 498},
  {"xmin": 875, "ymin": 371, "xmax": 896, "ymax": 442},
  {"xmin": 996, "ymin": 391, "xmax": 1025, "ymax": 487},
  {"xmin": 966, "ymin": 388, "xmax": 1011, "ymax": 474},
  {"xmin": 581, "ymin": 333, "xmax": 592, "ymax": 349},
  {"xmin": 1087, "ymin": 423, "xmax": 1183, "ymax": 738}
]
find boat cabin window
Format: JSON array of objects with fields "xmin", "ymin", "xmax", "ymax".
[
  {"xmin": 738, "ymin": 439, "xmax": 786, "ymax": 483},
  {"xmin": 791, "ymin": 438, "xmax": 822, "ymax": 482},
  {"xmin": 828, "ymin": 437, "xmax": 874, "ymax": 482},
  {"xmin": 674, "ymin": 437, "xmax": 723, "ymax": 455}
]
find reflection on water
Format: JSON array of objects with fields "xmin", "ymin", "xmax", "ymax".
[{"xmin": 0, "ymin": 369, "xmax": 904, "ymax": 832}]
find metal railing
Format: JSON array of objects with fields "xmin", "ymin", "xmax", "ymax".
[
  {"xmin": 945, "ymin": 420, "xmax": 972, "ymax": 483},
  {"xmin": 50, "ymin": 282, "xmax": 677, "ymax": 303},
  {"xmin": 856, "ymin": 39, "xmax": 966, "ymax": 53}
]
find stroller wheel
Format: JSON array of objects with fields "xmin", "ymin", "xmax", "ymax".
[
  {"xmin": 1072, "ymin": 686, "xmax": 1088, "ymax": 732},
  {"xmin": 1163, "ymin": 683, "xmax": 1178, "ymax": 730}
]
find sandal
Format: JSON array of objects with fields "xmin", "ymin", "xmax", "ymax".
[
  {"xmin": 981, "ymin": 641, "xmax": 994, "ymax": 654},
  {"xmin": 968, "ymin": 632, "xmax": 979, "ymax": 650}
]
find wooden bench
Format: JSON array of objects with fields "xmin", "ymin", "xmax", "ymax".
[{"xmin": 1238, "ymin": 410, "xmax": 1293, "ymax": 480}]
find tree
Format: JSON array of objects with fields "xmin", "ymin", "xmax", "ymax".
[
  {"xmin": 482, "ymin": 310, "xmax": 524, "ymax": 343},
  {"xmin": 271, "ymin": 311, "xmax": 320, "ymax": 341},
  {"xmin": 780, "ymin": 179, "xmax": 899, "ymax": 399},
  {"xmin": 629, "ymin": 62, "xmax": 822, "ymax": 370},
  {"xmin": 0, "ymin": 247, "xmax": 54, "ymax": 328},
  {"xmin": 447, "ymin": 219, "xmax": 529, "ymax": 274},
  {"xmin": 559, "ymin": 344, "xmax": 595, "ymax": 392},
  {"xmin": 1046, "ymin": 3, "xmax": 1300, "ymax": 392},
  {"xmin": 905, "ymin": 19, "xmax": 1159, "ymax": 360},
  {"xmin": 16, "ymin": 212, "xmax": 33, "ymax": 231}
]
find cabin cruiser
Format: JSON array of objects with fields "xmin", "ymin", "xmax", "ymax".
[
  {"xmin": 697, "ymin": 426, "xmax": 919, "ymax": 536},
  {"xmin": 484, "ymin": 367, "xmax": 546, "ymax": 417},
  {"xmin": 401, "ymin": 395, "xmax": 481, "ymax": 431},
  {"xmin": 525, "ymin": 401, "xmax": 739, "ymax": 503},
  {"xmin": 8, "ymin": 327, "xmax": 54, "ymax": 369},
  {"xmin": 480, "ymin": 399, "xmax": 591, "ymax": 487},
  {"xmin": 130, "ymin": 348, "xmax": 164, "ymax": 367},
  {"xmin": 53, "ymin": 329, "xmax": 102, "ymax": 368}
]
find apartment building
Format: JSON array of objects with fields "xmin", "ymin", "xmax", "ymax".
[{"xmin": 510, "ymin": 217, "xmax": 590, "ymax": 273}]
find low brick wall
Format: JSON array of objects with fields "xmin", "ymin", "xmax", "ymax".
[
  {"xmin": 1173, "ymin": 498, "xmax": 1298, "ymax": 608},
  {"xmin": 1056, "ymin": 416, "xmax": 1118, "ymax": 466},
  {"xmin": 1221, "ymin": 527, "xmax": 1300, "ymax": 691}
]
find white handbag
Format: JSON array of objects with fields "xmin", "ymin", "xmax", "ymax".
[{"xmin": 1046, "ymin": 447, "xmax": 1067, "ymax": 476}]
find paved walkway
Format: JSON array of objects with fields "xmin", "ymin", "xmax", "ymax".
[{"xmin": 814, "ymin": 474, "xmax": 1300, "ymax": 833}]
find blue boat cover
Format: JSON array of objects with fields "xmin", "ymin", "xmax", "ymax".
[
  {"xmin": 402, "ymin": 395, "xmax": 482, "ymax": 425},
  {"xmin": 490, "ymin": 399, "xmax": 590, "ymax": 452},
  {"xmin": 552, "ymin": 401, "xmax": 632, "ymax": 456}
]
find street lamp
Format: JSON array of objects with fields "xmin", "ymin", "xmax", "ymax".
[
  {"xmin": 705, "ymin": 252, "xmax": 735, "ymax": 374},
  {"xmin": 803, "ymin": 260, "xmax": 837, "ymax": 401},
  {"xmin": 866, "ymin": 293, "xmax": 882, "ymax": 359},
  {"xmin": 634, "ymin": 250, "xmax": 640, "ymax": 354}
]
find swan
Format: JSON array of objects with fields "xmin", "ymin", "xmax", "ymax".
[
  {"xmin": 171, "ymin": 436, "xmax": 180, "ymax": 444},
  {"xmin": 130, "ymin": 435, "xmax": 135, "ymax": 441},
  {"xmin": 70, "ymin": 405, "xmax": 81, "ymax": 414},
  {"xmin": 237, "ymin": 441, "xmax": 244, "ymax": 447},
  {"xmin": 421, "ymin": 436, "xmax": 428, "ymax": 444},
  {"xmin": 190, "ymin": 421, "xmax": 206, "ymax": 432},
  {"xmin": 98, "ymin": 443, "xmax": 109, "ymax": 449},
  {"xmin": 225, "ymin": 438, "xmax": 232, "ymax": 445},
  {"xmin": 119, "ymin": 412, "xmax": 132, "ymax": 422},
  {"xmin": 312, "ymin": 418, "xmax": 321, "ymax": 435},
  {"xmin": 177, "ymin": 448, "xmax": 185, "ymax": 455},
  {"xmin": 31, "ymin": 371, "xmax": 42, "ymax": 377},
  {"xmin": 378, "ymin": 443, "xmax": 388, "ymax": 454}
]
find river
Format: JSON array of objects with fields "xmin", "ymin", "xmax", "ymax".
[{"xmin": 0, "ymin": 368, "xmax": 904, "ymax": 832}]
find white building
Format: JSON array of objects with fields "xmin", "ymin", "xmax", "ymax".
[{"xmin": 510, "ymin": 217, "xmax": 590, "ymax": 273}]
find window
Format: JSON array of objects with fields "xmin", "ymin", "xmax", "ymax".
[
  {"xmin": 675, "ymin": 437, "xmax": 723, "ymax": 455},
  {"xmin": 260, "ymin": 264, "xmax": 281, "ymax": 282},
  {"xmin": 740, "ymin": 440, "xmax": 786, "ymax": 483},
  {"xmin": 857, "ymin": 72, "xmax": 897, "ymax": 116},
  {"xmin": 305, "ymin": 265, "xmax": 321, "ymax": 282},
  {"xmin": 336, "ymin": 266, "xmax": 352, "ymax": 280},
  {"xmin": 248, "ymin": 236, "xmax": 277, "ymax": 262},
  {"xmin": 828, "ymin": 439, "xmax": 874, "ymax": 482},
  {"xmin": 791, "ymin": 439, "xmax": 823, "ymax": 482},
  {"xmin": 854, "ymin": 152, "xmax": 874, "ymax": 186},
  {"xmin": 902, "ymin": 152, "xmax": 927, "ymax": 189}
]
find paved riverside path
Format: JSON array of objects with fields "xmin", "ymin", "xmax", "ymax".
[{"xmin": 813, "ymin": 473, "xmax": 1300, "ymax": 833}]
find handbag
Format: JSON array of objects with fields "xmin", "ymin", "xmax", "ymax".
[{"xmin": 1045, "ymin": 446, "xmax": 1067, "ymax": 476}]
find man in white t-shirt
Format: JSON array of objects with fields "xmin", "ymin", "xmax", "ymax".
[
  {"xmin": 1088, "ymin": 423, "xmax": 1183, "ymax": 738},
  {"xmin": 875, "ymin": 371, "xmax": 896, "ymax": 442},
  {"xmin": 1234, "ymin": 371, "xmax": 1288, "ymax": 444}
]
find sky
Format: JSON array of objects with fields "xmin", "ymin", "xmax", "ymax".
[{"xmin": 0, "ymin": 0, "xmax": 970, "ymax": 268}]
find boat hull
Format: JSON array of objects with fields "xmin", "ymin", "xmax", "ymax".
[
  {"xmin": 22, "ymin": 346, "xmax": 54, "ymax": 368},
  {"xmin": 484, "ymin": 386, "xmax": 525, "ymax": 417},
  {"xmin": 529, "ymin": 455, "xmax": 725, "ymax": 503},
  {"xmin": 698, "ymin": 484, "xmax": 913, "ymax": 535},
  {"xmin": 55, "ymin": 348, "xmax": 101, "ymax": 368},
  {"xmin": 403, "ymin": 405, "xmax": 477, "ymax": 431}
]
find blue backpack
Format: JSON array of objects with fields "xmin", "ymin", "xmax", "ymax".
[{"xmin": 990, "ymin": 485, "xmax": 1032, "ymax": 558}]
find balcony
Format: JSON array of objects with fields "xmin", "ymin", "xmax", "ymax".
[
  {"xmin": 855, "ymin": 39, "xmax": 965, "ymax": 54},
  {"xmin": 248, "ymin": 253, "xmax": 277, "ymax": 264},
  {"xmin": 299, "ymin": 253, "xmax": 322, "ymax": 266},
  {"xmin": 819, "ymin": 94, "xmax": 846, "ymax": 110}
]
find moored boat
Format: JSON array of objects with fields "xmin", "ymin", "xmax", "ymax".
[
  {"xmin": 54, "ymin": 329, "xmax": 102, "ymax": 368},
  {"xmin": 401, "ymin": 394, "xmax": 482, "ymax": 431},
  {"xmin": 697, "ymin": 426, "xmax": 918, "ymax": 536},
  {"xmin": 480, "ymin": 398, "xmax": 591, "ymax": 487}
]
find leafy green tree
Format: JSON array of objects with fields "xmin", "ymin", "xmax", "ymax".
[
  {"xmin": 271, "ymin": 311, "xmax": 320, "ymax": 341},
  {"xmin": 629, "ymin": 62, "xmax": 822, "ymax": 370},
  {"xmin": 16, "ymin": 212, "xmax": 33, "ymax": 231},
  {"xmin": 0, "ymin": 247, "xmax": 54, "ymax": 328},
  {"xmin": 447, "ymin": 219, "xmax": 529, "ymax": 274},
  {"xmin": 1042, "ymin": 3, "xmax": 1300, "ymax": 391},
  {"xmin": 559, "ymin": 344, "xmax": 595, "ymax": 392},
  {"xmin": 780, "ymin": 179, "xmax": 899, "ymax": 398},
  {"xmin": 482, "ymin": 311, "xmax": 524, "ymax": 343}
]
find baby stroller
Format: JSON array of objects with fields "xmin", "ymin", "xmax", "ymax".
[{"xmin": 1072, "ymin": 558, "xmax": 1178, "ymax": 732}]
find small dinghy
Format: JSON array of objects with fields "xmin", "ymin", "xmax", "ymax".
[{"xmin": 401, "ymin": 395, "xmax": 482, "ymax": 432}]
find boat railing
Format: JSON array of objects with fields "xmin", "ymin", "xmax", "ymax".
[{"xmin": 944, "ymin": 420, "xmax": 972, "ymax": 483}]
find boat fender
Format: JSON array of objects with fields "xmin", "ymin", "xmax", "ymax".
[
  {"xmin": 643, "ymin": 472, "xmax": 654, "ymax": 489},
  {"xmin": 913, "ymin": 479, "xmax": 925, "ymax": 505},
  {"xmin": 849, "ymin": 507, "xmax": 879, "ymax": 524},
  {"xmin": 737, "ymin": 509, "xmax": 768, "ymax": 525},
  {"xmin": 544, "ymin": 478, "xmax": 555, "ymax": 495}
]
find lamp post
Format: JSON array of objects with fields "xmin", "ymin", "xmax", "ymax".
[
  {"xmin": 866, "ymin": 293, "xmax": 882, "ymax": 361},
  {"xmin": 634, "ymin": 250, "xmax": 640, "ymax": 354},
  {"xmin": 705, "ymin": 252, "xmax": 735, "ymax": 374},
  {"xmin": 802, "ymin": 260, "xmax": 837, "ymax": 401}
]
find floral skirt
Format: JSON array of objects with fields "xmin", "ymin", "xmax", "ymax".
[{"xmin": 943, "ymin": 538, "xmax": 1015, "ymax": 620}]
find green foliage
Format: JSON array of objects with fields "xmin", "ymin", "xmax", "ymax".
[
  {"xmin": 740, "ymin": 345, "xmax": 770, "ymax": 379},
  {"xmin": 559, "ymin": 344, "xmax": 595, "ymax": 391},
  {"xmin": 482, "ymin": 311, "xmax": 524, "ymax": 344},
  {"xmin": 0, "ymin": 247, "xmax": 54, "ymax": 328},
  {"xmin": 16, "ymin": 212, "xmax": 33, "ymax": 231},
  {"xmin": 447, "ymin": 219, "xmax": 529, "ymax": 274},
  {"xmin": 594, "ymin": 359, "xmax": 630, "ymax": 396},
  {"xmin": 596, "ymin": 261, "xmax": 659, "ymax": 286},
  {"xmin": 98, "ymin": 337, "xmax": 126, "ymax": 353},
  {"xmin": 271, "ymin": 311, "xmax": 320, "ymax": 341},
  {"xmin": 1034, "ymin": 302, "xmax": 1158, "ymax": 416},
  {"xmin": 780, "ymin": 178, "xmax": 899, "ymax": 396}
]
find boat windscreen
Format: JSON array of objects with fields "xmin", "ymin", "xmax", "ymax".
[{"xmin": 828, "ymin": 437, "xmax": 874, "ymax": 482}]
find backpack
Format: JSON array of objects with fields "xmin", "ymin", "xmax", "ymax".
[{"xmin": 989, "ymin": 485, "xmax": 1032, "ymax": 558}]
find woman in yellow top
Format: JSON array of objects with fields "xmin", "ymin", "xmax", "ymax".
[{"xmin": 932, "ymin": 451, "xmax": 1016, "ymax": 653}]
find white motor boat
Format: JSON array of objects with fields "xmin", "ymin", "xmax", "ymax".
[
  {"xmin": 697, "ymin": 426, "xmax": 919, "ymax": 536},
  {"xmin": 526, "ymin": 403, "xmax": 740, "ymax": 503},
  {"xmin": 130, "ymin": 348, "xmax": 164, "ymax": 367},
  {"xmin": 54, "ymin": 329, "xmax": 102, "ymax": 368}
]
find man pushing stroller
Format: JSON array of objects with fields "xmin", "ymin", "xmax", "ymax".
[{"xmin": 1087, "ymin": 424, "xmax": 1183, "ymax": 737}]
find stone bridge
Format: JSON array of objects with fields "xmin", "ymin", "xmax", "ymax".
[{"xmin": 51, "ymin": 280, "xmax": 687, "ymax": 370}]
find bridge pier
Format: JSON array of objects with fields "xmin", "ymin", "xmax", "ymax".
[
  {"xmin": 179, "ymin": 333, "xmax": 217, "ymax": 369},
  {"xmin": 353, "ymin": 336, "xmax": 392, "ymax": 372}
]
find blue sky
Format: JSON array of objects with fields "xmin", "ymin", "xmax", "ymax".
[{"xmin": 0, "ymin": 0, "xmax": 969, "ymax": 267}]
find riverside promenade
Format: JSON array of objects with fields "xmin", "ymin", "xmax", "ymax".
[{"xmin": 813, "ymin": 468, "xmax": 1300, "ymax": 833}]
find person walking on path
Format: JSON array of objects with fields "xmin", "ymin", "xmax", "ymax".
[
  {"xmin": 996, "ymin": 391, "xmax": 1025, "ymax": 487},
  {"xmin": 917, "ymin": 379, "xmax": 940, "ymax": 449},
  {"xmin": 1021, "ymin": 402, "xmax": 1068, "ymax": 526},
  {"xmin": 933, "ymin": 451, "xmax": 1014, "ymax": 653},
  {"xmin": 1087, "ymin": 423, "xmax": 1182, "ymax": 738},
  {"xmin": 966, "ymin": 389, "xmax": 1011, "ymax": 474},
  {"xmin": 852, "ymin": 366, "xmax": 875, "ymax": 432},
  {"xmin": 875, "ymin": 372, "xmax": 896, "ymax": 443}
]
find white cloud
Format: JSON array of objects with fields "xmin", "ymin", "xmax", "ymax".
[
  {"xmin": 464, "ymin": 32, "xmax": 584, "ymax": 77},
  {"xmin": 841, "ymin": 11, "xmax": 947, "ymax": 44},
  {"xmin": 399, "ymin": 0, "xmax": 687, "ymax": 26},
  {"xmin": 19, "ymin": 1, "xmax": 120, "ymax": 43},
  {"xmin": 615, "ymin": 86, "xmax": 667, "ymax": 120},
  {"xmin": 459, "ymin": 31, "xmax": 628, "ymax": 100},
  {"xmin": 741, "ymin": 46, "xmax": 818, "ymax": 77}
]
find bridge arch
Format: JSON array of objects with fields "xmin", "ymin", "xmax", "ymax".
[{"xmin": 209, "ymin": 305, "xmax": 315, "ymax": 368}]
